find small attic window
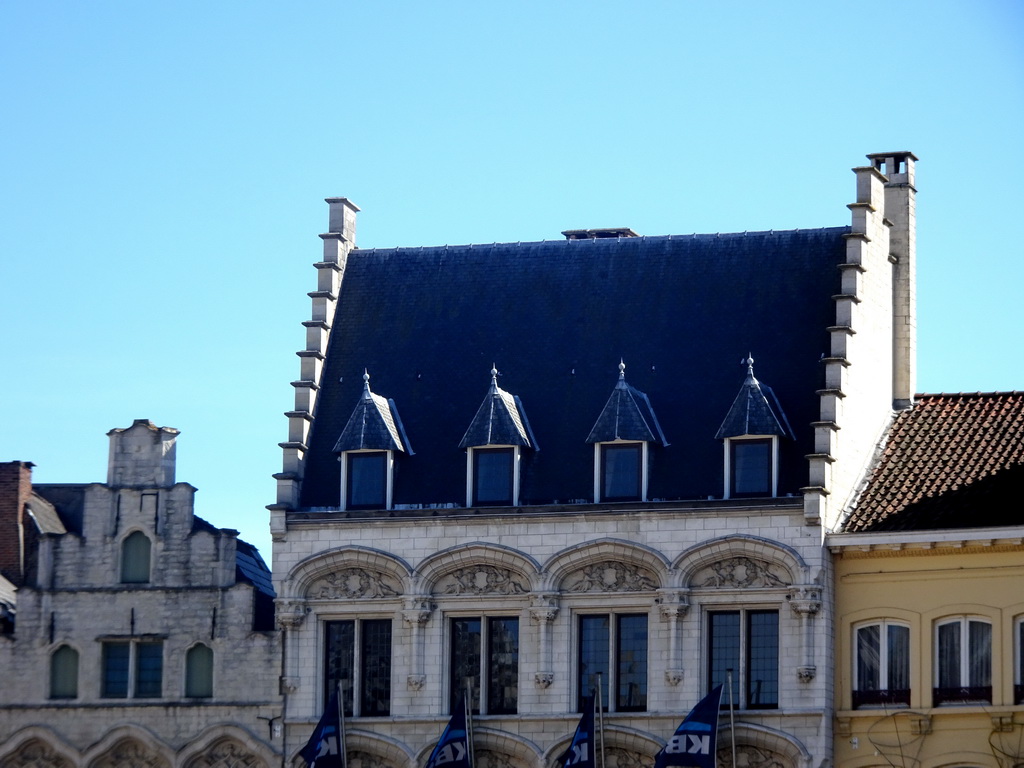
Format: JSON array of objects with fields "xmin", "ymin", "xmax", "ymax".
[
  {"xmin": 599, "ymin": 442, "xmax": 644, "ymax": 501},
  {"xmin": 471, "ymin": 447, "xmax": 516, "ymax": 506},
  {"xmin": 729, "ymin": 438, "xmax": 773, "ymax": 497},
  {"xmin": 345, "ymin": 451, "xmax": 389, "ymax": 510}
]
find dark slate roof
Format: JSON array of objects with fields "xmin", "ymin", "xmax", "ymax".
[
  {"xmin": 32, "ymin": 485, "xmax": 87, "ymax": 536},
  {"xmin": 459, "ymin": 368, "xmax": 534, "ymax": 448},
  {"xmin": 333, "ymin": 373, "xmax": 412, "ymax": 453},
  {"xmin": 586, "ymin": 364, "xmax": 667, "ymax": 446},
  {"xmin": 715, "ymin": 357, "xmax": 795, "ymax": 439},
  {"xmin": 235, "ymin": 539, "xmax": 276, "ymax": 598},
  {"xmin": 300, "ymin": 228, "xmax": 848, "ymax": 508},
  {"xmin": 844, "ymin": 392, "xmax": 1024, "ymax": 532}
]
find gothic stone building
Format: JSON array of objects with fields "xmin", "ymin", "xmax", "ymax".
[
  {"xmin": 0, "ymin": 420, "xmax": 282, "ymax": 768},
  {"xmin": 270, "ymin": 152, "xmax": 919, "ymax": 768}
]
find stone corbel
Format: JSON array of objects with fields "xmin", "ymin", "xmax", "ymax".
[
  {"xmin": 402, "ymin": 596, "xmax": 435, "ymax": 690},
  {"xmin": 991, "ymin": 713, "xmax": 1014, "ymax": 733},
  {"xmin": 909, "ymin": 714, "xmax": 931, "ymax": 735},
  {"xmin": 658, "ymin": 589, "xmax": 690, "ymax": 686},
  {"xmin": 275, "ymin": 599, "xmax": 309, "ymax": 630},
  {"xmin": 796, "ymin": 666, "xmax": 816, "ymax": 683},
  {"xmin": 280, "ymin": 676, "xmax": 299, "ymax": 695},
  {"xmin": 530, "ymin": 593, "xmax": 560, "ymax": 688}
]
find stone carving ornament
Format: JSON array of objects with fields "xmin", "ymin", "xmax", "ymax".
[
  {"xmin": 717, "ymin": 745, "xmax": 788, "ymax": 768},
  {"xmin": 349, "ymin": 750, "xmax": 394, "ymax": 768},
  {"xmin": 696, "ymin": 557, "xmax": 788, "ymax": 589},
  {"xmin": 566, "ymin": 561, "xmax": 658, "ymax": 593},
  {"xmin": 607, "ymin": 748, "xmax": 653, "ymax": 768},
  {"xmin": 6, "ymin": 740, "xmax": 73, "ymax": 768},
  {"xmin": 476, "ymin": 751, "xmax": 516, "ymax": 768},
  {"xmin": 186, "ymin": 740, "xmax": 265, "ymax": 768},
  {"xmin": 92, "ymin": 740, "xmax": 170, "ymax": 768},
  {"xmin": 439, "ymin": 566, "xmax": 527, "ymax": 596},
  {"xmin": 309, "ymin": 568, "xmax": 400, "ymax": 599}
]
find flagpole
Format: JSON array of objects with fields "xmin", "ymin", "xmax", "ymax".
[
  {"xmin": 726, "ymin": 670, "xmax": 736, "ymax": 768},
  {"xmin": 595, "ymin": 674, "xmax": 605, "ymax": 768},
  {"xmin": 337, "ymin": 681, "xmax": 347, "ymax": 768},
  {"xmin": 465, "ymin": 682, "xmax": 475, "ymax": 768}
]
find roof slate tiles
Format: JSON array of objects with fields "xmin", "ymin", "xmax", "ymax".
[
  {"xmin": 843, "ymin": 392, "xmax": 1024, "ymax": 531},
  {"xmin": 300, "ymin": 228, "xmax": 848, "ymax": 508}
]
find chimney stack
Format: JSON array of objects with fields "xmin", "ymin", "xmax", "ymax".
[{"xmin": 0, "ymin": 461, "xmax": 33, "ymax": 586}]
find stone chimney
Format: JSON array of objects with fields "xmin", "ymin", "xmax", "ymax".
[
  {"xmin": 0, "ymin": 461, "xmax": 33, "ymax": 586},
  {"xmin": 107, "ymin": 420, "xmax": 179, "ymax": 488},
  {"xmin": 867, "ymin": 152, "xmax": 917, "ymax": 409}
]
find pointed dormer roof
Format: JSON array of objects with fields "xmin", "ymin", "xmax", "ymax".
[
  {"xmin": 585, "ymin": 361, "xmax": 668, "ymax": 446},
  {"xmin": 333, "ymin": 372, "xmax": 413, "ymax": 453},
  {"xmin": 715, "ymin": 355, "xmax": 794, "ymax": 440},
  {"xmin": 459, "ymin": 366, "xmax": 536, "ymax": 449}
]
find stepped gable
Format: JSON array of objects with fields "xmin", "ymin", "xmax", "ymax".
[
  {"xmin": 301, "ymin": 228, "xmax": 848, "ymax": 509},
  {"xmin": 844, "ymin": 391, "xmax": 1024, "ymax": 531}
]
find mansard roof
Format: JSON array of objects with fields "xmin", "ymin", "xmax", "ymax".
[
  {"xmin": 332, "ymin": 372, "xmax": 412, "ymax": 454},
  {"xmin": 300, "ymin": 228, "xmax": 848, "ymax": 508},
  {"xmin": 586, "ymin": 363, "xmax": 667, "ymax": 446},
  {"xmin": 843, "ymin": 392, "xmax": 1024, "ymax": 532},
  {"xmin": 459, "ymin": 368, "xmax": 535, "ymax": 449},
  {"xmin": 715, "ymin": 356, "xmax": 794, "ymax": 440}
]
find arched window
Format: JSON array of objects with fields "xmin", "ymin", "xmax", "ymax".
[
  {"xmin": 185, "ymin": 643, "xmax": 214, "ymax": 698},
  {"xmin": 120, "ymin": 531, "xmax": 151, "ymax": 583},
  {"xmin": 50, "ymin": 645, "xmax": 79, "ymax": 699}
]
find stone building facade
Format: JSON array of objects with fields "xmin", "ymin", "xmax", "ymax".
[
  {"xmin": 0, "ymin": 420, "xmax": 283, "ymax": 768},
  {"xmin": 271, "ymin": 154, "xmax": 920, "ymax": 768}
]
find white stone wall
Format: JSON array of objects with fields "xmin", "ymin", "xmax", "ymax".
[{"xmin": 274, "ymin": 502, "xmax": 830, "ymax": 768}]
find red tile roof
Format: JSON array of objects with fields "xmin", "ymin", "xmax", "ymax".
[{"xmin": 843, "ymin": 392, "xmax": 1024, "ymax": 532}]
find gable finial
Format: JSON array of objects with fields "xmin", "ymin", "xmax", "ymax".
[
  {"xmin": 362, "ymin": 369, "xmax": 372, "ymax": 397},
  {"xmin": 743, "ymin": 353, "xmax": 755, "ymax": 380},
  {"xmin": 489, "ymin": 363, "xmax": 499, "ymax": 393},
  {"xmin": 618, "ymin": 359, "xmax": 626, "ymax": 380}
]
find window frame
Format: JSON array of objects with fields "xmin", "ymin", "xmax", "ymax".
[
  {"xmin": 467, "ymin": 446, "xmax": 519, "ymax": 507},
  {"xmin": 340, "ymin": 450, "xmax": 393, "ymax": 511},
  {"xmin": 120, "ymin": 530, "xmax": 152, "ymax": 584},
  {"xmin": 323, "ymin": 617, "xmax": 393, "ymax": 717},
  {"xmin": 576, "ymin": 612, "xmax": 649, "ymax": 713},
  {"xmin": 594, "ymin": 441, "xmax": 647, "ymax": 503},
  {"xmin": 934, "ymin": 616, "xmax": 992, "ymax": 705},
  {"xmin": 1015, "ymin": 616, "xmax": 1024, "ymax": 705},
  {"xmin": 448, "ymin": 615, "xmax": 520, "ymax": 715},
  {"xmin": 49, "ymin": 644, "xmax": 79, "ymax": 700},
  {"xmin": 722, "ymin": 436, "xmax": 778, "ymax": 499},
  {"xmin": 185, "ymin": 643, "xmax": 214, "ymax": 699},
  {"xmin": 101, "ymin": 639, "xmax": 164, "ymax": 699},
  {"xmin": 706, "ymin": 608, "xmax": 779, "ymax": 710},
  {"xmin": 852, "ymin": 620, "xmax": 911, "ymax": 708}
]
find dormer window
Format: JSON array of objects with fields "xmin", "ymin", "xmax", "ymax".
[
  {"xmin": 586, "ymin": 362, "xmax": 667, "ymax": 503},
  {"xmin": 460, "ymin": 367, "xmax": 536, "ymax": 508},
  {"xmin": 715, "ymin": 356, "xmax": 793, "ymax": 499},
  {"xmin": 334, "ymin": 372, "xmax": 413, "ymax": 511}
]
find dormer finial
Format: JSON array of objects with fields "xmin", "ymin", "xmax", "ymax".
[
  {"xmin": 618, "ymin": 359, "xmax": 626, "ymax": 380},
  {"xmin": 744, "ymin": 354, "xmax": 755, "ymax": 377},
  {"xmin": 362, "ymin": 369, "xmax": 372, "ymax": 398}
]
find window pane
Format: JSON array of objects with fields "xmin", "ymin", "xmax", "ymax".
[
  {"xmin": 451, "ymin": 618, "xmax": 482, "ymax": 714},
  {"xmin": 348, "ymin": 453, "xmax": 387, "ymax": 509},
  {"xmin": 488, "ymin": 618, "xmax": 519, "ymax": 714},
  {"xmin": 579, "ymin": 615, "xmax": 610, "ymax": 710},
  {"xmin": 602, "ymin": 444, "xmax": 640, "ymax": 500},
  {"xmin": 747, "ymin": 611, "xmax": 778, "ymax": 708},
  {"xmin": 474, "ymin": 449, "xmax": 513, "ymax": 505},
  {"xmin": 185, "ymin": 644, "xmax": 213, "ymax": 698},
  {"xmin": 102, "ymin": 642, "xmax": 130, "ymax": 698},
  {"xmin": 362, "ymin": 620, "xmax": 392, "ymax": 716},
  {"xmin": 326, "ymin": 621, "xmax": 355, "ymax": 715},
  {"xmin": 50, "ymin": 646, "xmax": 79, "ymax": 699},
  {"xmin": 856, "ymin": 625, "xmax": 881, "ymax": 691},
  {"xmin": 616, "ymin": 615, "xmax": 647, "ymax": 711},
  {"xmin": 732, "ymin": 440, "xmax": 771, "ymax": 496},
  {"xmin": 121, "ymin": 532, "xmax": 151, "ymax": 583},
  {"xmin": 708, "ymin": 612, "xmax": 740, "ymax": 704},
  {"xmin": 968, "ymin": 621, "xmax": 991, "ymax": 687},
  {"xmin": 135, "ymin": 643, "xmax": 163, "ymax": 698},
  {"xmin": 888, "ymin": 625, "xmax": 910, "ymax": 691},
  {"xmin": 937, "ymin": 622, "xmax": 961, "ymax": 688}
]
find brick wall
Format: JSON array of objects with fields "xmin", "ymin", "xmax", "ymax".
[{"xmin": 0, "ymin": 461, "xmax": 32, "ymax": 586}]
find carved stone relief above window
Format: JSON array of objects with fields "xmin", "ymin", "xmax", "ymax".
[
  {"xmin": 694, "ymin": 557, "xmax": 790, "ymax": 589},
  {"xmin": 92, "ymin": 740, "xmax": 170, "ymax": 768},
  {"xmin": 436, "ymin": 566, "xmax": 528, "ymax": 596},
  {"xmin": 307, "ymin": 568, "xmax": 402, "ymax": 599},
  {"xmin": 5, "ymin": 740, "xmax": 74, "ymax": 768},
  {"xmin": 607, "ymin": 747, "xmax": 652, "ymax": 768},
  {"xmin": 475, "ymin": 751, "xmax": 520, "ymax": 768},
  {"xmin": 565, "ymin": 561, "xmax": 658, "ymax": 593},
  {"xmin": 717, "ymin": 745, "xmax": 789, "ymax": 768},
  {"xmin": 348, "ymin": 751, "xmax": 396, "ymax": 768},
  {"xmin": 186, "ymin": 740, "xmax": 265, "ymax": 768}
]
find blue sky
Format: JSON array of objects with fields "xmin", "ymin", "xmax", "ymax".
[{"xmin": 2, "ymin": 1, "xmax": 1022, "ymax": 559}]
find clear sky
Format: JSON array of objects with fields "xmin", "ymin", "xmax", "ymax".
[{"xmin": 2, "ymin": 1, "xmax": 1022, "ymax": 561}]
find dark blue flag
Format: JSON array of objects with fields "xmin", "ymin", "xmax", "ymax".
[
  {"xmin": 654, "ymin": 685, "xmax": 724, "ymax": 768},
  {"xmin": 426, "ymin": 695, "xmax": 473, "ymax": 768},
  {"xmin": 559, "ymin": 697, "xmax": 596, "ymax": 768},
  {"xmin": 301, "ymin": 689, "xmax": 345, "ymax": 768}
]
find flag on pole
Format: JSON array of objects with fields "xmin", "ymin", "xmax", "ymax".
[
  {"xmin": 426, "ymin": 694, "xmax": 473, "ymax": 768},
  {"xmin": 654, "ymin": 685, "xmax": 724, "ymax": 768},
  {"xmin": 300, "ymin": 689, "xmax": 346, "ymax": 768},
  {"xmin": 559, "ymin": 697, "xmax": 596, "ymax": 768}
]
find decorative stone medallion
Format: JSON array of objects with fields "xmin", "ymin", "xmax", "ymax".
[
  {"xmin": 565, "ymin": 561, "xmax": 658, "ymax": 593},
  {"xmin": 308, "ymin": 568, "xmax": 401, "ymax": 599},
  {"xmin": 695, "ymin": 557, "xmax": 789, "ymax": 589},
  {"xmin": 436, "ymin": 566, "xmax": 528, "ymax": 596}
]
